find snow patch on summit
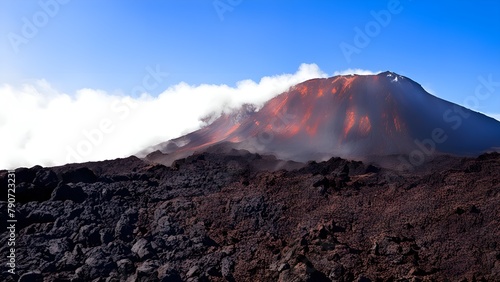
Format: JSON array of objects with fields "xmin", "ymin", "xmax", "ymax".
[{"xmin": 387, "ymin": 73, "xmax": 404, "ymax": 83}]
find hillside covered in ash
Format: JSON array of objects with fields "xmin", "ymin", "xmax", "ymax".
[{"xmin": 1, "ymin": 151, "xmax": 499, "ymax": 281}]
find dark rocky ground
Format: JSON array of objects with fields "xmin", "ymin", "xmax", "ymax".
[{"xmin": 1, "ymin": 151, "xmax": 499, "ymax": 281}]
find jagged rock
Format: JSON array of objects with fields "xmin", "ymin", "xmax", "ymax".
[
  {"xmin": 100, "ymin": 228, "xmax": 114, "ymax": 245},
  {"xmin": 114, "ymin": 209, "xmax": 138, "ymax": 242},
  {"xmin": 82, "ymin": 247, "xmax": 116, "ymax": 279},
  {"xmin": 157, "ymin": 264, "xmax": 182, "ymax": 282},
  {"xmin": 15, "ymin": 169, "xmax": 60, "ymax": 202},
  {"xmin": 278, "ymin": 263, "xmax": 290, "ymax": 272},
  {"xmin": 15, "ymin": 167, "xmax": 38, "ymax": 183},
  {"xmin": 221, "ymin": 256, "xmax": 234, "ymax": 278},
  {"xmin": 116, "ymin": 258, "xmax": 135, "ymax": 277},
  {"xmin": 136, "ymin": 260, "xmax": 159, "ymax": 282},
  {"xmin": 131, "ymin": 238, "xmax": 155, "ymax": 260},
  {"xmin": 186, "ymin": 265, "xmax": 199, "ymax": 278},
  {"xmin": 47, "ymin": 238, "xmax": 72, "ymax": 257},
  {"xmin": 77, "ymin": 224, "xmax": 101, "ymax": 246},
  {"xmin": 57, "ymin": 244, "xmax": 83, "ymax": 271},
  {"xmin": 50, "ymin": 183, "xmax": 87, "ymax": 203},
  {"xmin": 61, "ymin": 167, "xmax": 98, "ymax": 183},
  {"xmin": 33, "ymin": 169, "xmax": 59, "ymax": 187},
  {"xmin": 328, "ymin": 262, "xmax": 344, "ymax": 280}
]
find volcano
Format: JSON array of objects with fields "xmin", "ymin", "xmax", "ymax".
[
  {"xmin": 4, "ymin": 72, "xmax": 500, "ymax": 282},
  {"xmin": 144, "ymin": 72, "xmax": 500, "ymax": 166}
]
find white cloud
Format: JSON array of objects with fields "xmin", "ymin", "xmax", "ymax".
[
  {"xmin": 0, "ymin": 63, "xmax": 327, "ymax": 169},
  {"xmin": 333, "ymin": 68, "xmax": 379, "ymax": 76}
]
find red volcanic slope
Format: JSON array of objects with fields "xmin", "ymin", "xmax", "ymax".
[{"xmin": 145, "ymin": 72, "xmax": 500, "ymax": 164}]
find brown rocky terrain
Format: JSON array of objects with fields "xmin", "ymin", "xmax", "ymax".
[{"xmin": 1, "ymin": 151, "xmax": 499, "ymax": 281}]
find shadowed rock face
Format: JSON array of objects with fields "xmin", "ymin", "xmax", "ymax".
[
  {"xmin": 1, "ymin": 152, "xmax": 499, "ymax": 281},
  {"xmin": 144, "ymin": 72, "xmax": 500, "ymax": 165}
]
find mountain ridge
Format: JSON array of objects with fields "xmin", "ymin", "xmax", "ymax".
[{"xmin": 142, "ymin": 72, "xmax": 500, "ymax": 166}]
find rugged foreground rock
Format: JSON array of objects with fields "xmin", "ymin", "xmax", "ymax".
[{"xmin": 1, "ymin": 152, "xmax": 499, "ymax": 281}]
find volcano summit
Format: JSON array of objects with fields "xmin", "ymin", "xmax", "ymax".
[{"xmin": 144, "ymin": 72, "xmax": 500, "ymax": 167}]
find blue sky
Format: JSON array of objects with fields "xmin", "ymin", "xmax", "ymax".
[
  {"xmin": 1, "ymin": 0, "xmax": 499, "ymax": 107},
  {"xmin": 0, "ymin": 0, "xmax": 499, "ymax": 168}
]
